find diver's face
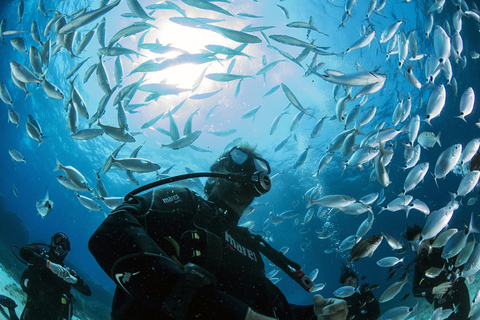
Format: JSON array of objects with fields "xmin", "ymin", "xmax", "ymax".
[
  {"xmin": 217, "ymin": 178, "xmax": 255, "ymax": 208},
  {"xmin": 50, "ymin": 238, "xmax": 69, "ymax": 261},
  {"xmin": 344, "ymin": 276, "xmax": 359, "ymax": 288}
]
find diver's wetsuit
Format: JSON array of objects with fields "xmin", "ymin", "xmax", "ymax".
[
  {"xmin": 343, "ymin": 289, "xmax": 380, "ymax": 320},
  {"xmin": 19, "ymin": 245, "xmax": 91, "ymax": 320},
  {"xmin": 412, "ymin": 247, "xmax": 470, "ymax": 319},
  {"xmin": 89, "ymin": 187, "xmax": 316, "ymax": 320}
]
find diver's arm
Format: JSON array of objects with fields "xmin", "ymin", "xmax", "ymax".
[{"xmin": 19, "ymin": 246, "xmax": 46, "ymax": 266}]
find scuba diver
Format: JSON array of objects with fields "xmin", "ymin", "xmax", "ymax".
[
  {"xmin": 404, "ymin": 225, "xmax": 471, "ymax": 319},
  {"xmin": 89, "ymin": 144, "xmax": 348, "ymax": 320},
  {"xmin": 339, "ymin": 267, "xmax": 380, "ymax": 320},
  {"xmin": 11, "ymin": 232, "xmax": 92, "ymax": 320}
]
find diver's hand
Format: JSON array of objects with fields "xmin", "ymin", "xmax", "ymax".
[
  {"xmin": 313, "ymin": 295, "xmax": 348, "ymax": 320},
  {"xmin": 433, "ymin": 281, "xmax": 452, "ymax": 299},
  {"xmin": 46, "ymin": 261, "xmax": 78, "ymax": 284}
]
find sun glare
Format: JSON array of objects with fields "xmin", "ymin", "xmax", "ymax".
[{"xmin": 132, "ymin": 16, "xmax": 237, "ymax": 90}]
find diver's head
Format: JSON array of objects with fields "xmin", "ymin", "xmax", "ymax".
[
  {"xmin": 403, "ymin": 224, "xmax": 426, "ymax": 253},
  {"xmin": 205, "ymin": 144, "xmax": 271, "ymax": 215},
  {"xmin": 49, "ymin": 232, "xmax": 70, "ymax": 261},
  {"xmin": 340, "ymin": 267, "xmax": 359, "ymax": 288}
]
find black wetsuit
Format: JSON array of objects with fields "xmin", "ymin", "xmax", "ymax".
[
  {"xmin": 89, "ymin": 187, "xmax": 316, "ymax": 320},
  {"xmin": 19, "ymin": 245, "xmax": 91, "ymax": 320},
  {"xmin": 412, "ymin": 247, "xmax": 470, "ymax": 319},
  {"xmin": 343, "ymin": 288, "xmax": 380, "ymax": 320}
]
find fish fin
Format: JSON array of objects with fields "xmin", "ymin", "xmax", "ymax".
[
  {"xmin": 468, "ymin": 211, "xmax": 480, "ymax": 234},
  {"xmin": 436, "ymin": 131, "xmax": 442, "ymax": 148}
]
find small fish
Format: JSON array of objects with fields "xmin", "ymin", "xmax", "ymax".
[
  {"xmin": 349, "ymin": 235, "xmax": 383, "ymax": 262},
  {"xmin": 13, "ymin": 185, "xmax": 18, "ymax": 197},
  {"xmin": 36, "ymin": 188, "xmax": 54, "ymax": 218},
  {"xmin": 8, "ymin": 149, "xmax": 26, "ymax": 163}
]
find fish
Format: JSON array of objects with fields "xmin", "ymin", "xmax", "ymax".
[
  {"xmin": 58, "ymin": 0, "xmax": 122, "ymax": 34},
  {"xmin": 455, "ymin": 171, "xmax": 480, "ymax": 198},
  {"xmin": 417, "ymin": 131, "xmax": 441, "ymax": 149},
  {"xmin": 36, "ymin": 188, "xmax": 54, "ymax": 218},
  {"xmin": 126, "ymin": 0, "xmax": 153, "ymax": 20},
  {"xmin": 97, "ymin": 121, "xmax": 135, "ymax": 143},
  {"xmin": 308, "ymin": 194, "xmax": 356, "ymax": 209},
  {"xmin": 380, "ymin": 20, "xmax": 404, "ymax": 43},
  {"xmin": 433, "ymin": 25, "xmax": 451, "ymax": 64},
  {"xmin": 376, "ymin": 257, "xmax": 405, "ymax": 268},
  {"xmin": 8, "ymin": 108, "xmax": 20, "ymax": 127},
  {"xmin": 319, "ymin": 71, "xmax": 386, "ymax": 86},
  {"xmin": 379, "ymin": 276, "xmax": 409, "ymax": 303},
  {"xmin": 333, "ymin": 286, "xmax": 357, "ymax": 298},
  {"xmin": 433, "ymin": 144, "xmax": 462, "ymax": 184},
  {"xmin": 205, "ymin": 73, "xmax": 254, "ymax": 82},
  {"xmin": 158, "ymin": 131, "xmax": 202, "ymax": 150},
  {"xmin": 110, "ymin": 157, "xmax": 161, "ymax": 173},
  {"xmin": 455, "ymin": 87, "xmax": 475, "ymax": 122},
  {"xmin": 349, "ymin": 235, "xmax": 383, "ymax": 262},
  {"xmin": 281, "ymin": 83, "xmax": 311, "ymax": 116},
  {"xmin": 382, "ymin": 233, "xmax": 403, "ymax": 251},
  {"xmin": 53, "ymin": 158, "xmax": 91, "ymax": 192},
  {"xmin": 10, "ymin": 61, "xmax": 42, "ymax": 84},
  {"xmin": 0, "ymin": 81, "xmax": 14, "ymax": 106},
  {"xmin": 345, "ymin": 31, "xmax": 375, "ymax": 54},
  {"xmin": 181, "ymin": 0, "xmax": 232, "ymax": 16},
  {"xmin": 269, "ymin": 34, "xmax": 323, "ymax": 50},
  {"xmin": 107, "ymin": 22, "xmax": 155, "ymax": 50},
  {"xmin": 424, "ymin": 85, "xmax": 447, "ymax": 126},
  {"xmin": 75, "ymin": 194, "xmax": 102, "ymax": 212},
  {"xmin": 42, "ymin": 79, "xmax": 64, "ymax": 100},
  {"xmin": 8, "ymin": 149, "xmax": 26, "ymax": 163},
  {"xmin": 403, "ymin": 162, "xmax": 429, "ymax": 194},
  {"xmin": 421, "ymin": 203, "xmax": 458, "ymax": 241}
]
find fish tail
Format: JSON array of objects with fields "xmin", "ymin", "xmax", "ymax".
[
  {"xmin": 453, "ymin": 114, "xmax": 467, "ymax": 122},
  {"xmin": 53, "ymin": 158, "xmax": 61, "ymax": 172},
  {"xmin": 436, "ymin": 131, "xmax": 442, "ymax": 148},
  {"xmin": 469, "ymin": 211, "xmax": 480, "ymax": 234}
]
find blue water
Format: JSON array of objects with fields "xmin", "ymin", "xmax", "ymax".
[{"xmin": 0, "ymin": 0, "xmax": 479, "ymax": 317}]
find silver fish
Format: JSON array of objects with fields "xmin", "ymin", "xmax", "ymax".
[
  {"xmin": 455, "ymin": 171, "xmax": 480, "ymax": 198},
  {"xmin": 59, "ymin": 0, "xmax": 121, "ymax": 34},
  {"xmin": 36, "ymin": 188, "xmax": 54, "ymax": 218},
  {"xmin": 97, "ymin": 121, "xmax": 135, "ymax": 143},
  {"xmin": 8, "ymin": 149, "xmax": 26, "ymax": 163},
  {"xmin": 425, "ymin": 85, "xmax": 446, "ymax": 126},
  {"xmin": 8, "ymin": 108, "xmax": 20, "ymax": 126},
  {"xmin": 433, "ymin": 144, "xmax": 462, "ymax": 183},
  {"xmin": 42, "ymin": 79, "xmax": 64, "ymax": 100},
  {"xmin": 112, "ymin": 157, "xmax": 160, "ymax": 173},
  {"xmin": 433, "ymin": 25, "xmax": 451, "ymax": 64},
  {"xmin": 0, "ymin": 81, "xmax": 13, "ymax": 105},
  {"xmin": 53, "ymin": 159, "xmax": 90, "ymax": 191},
  {"xmin": 378, "ymin": 276, "xmax": 409, "ymax": 303},
  {"xmin": 320, "ymin": 71, "xmax": 386, "ymax": 86},
  {"xmin": 456, "ymin": 87, "xmax": 475, "ymax": 122},
  {"xmin": 403, "ymin": 162, "xmax": 429, "ymax": 194},
  {"xmin": 10, "ymin": 61, "xmax": 41, "ymax": 83},
  {"xmin": 380, "ymin": 20, "xmax": 404, "ymax": 43},
  {"xmin": 159, "ymin": 131, "xmax": 202, "ymax": 150},
  {"xmin": 281, "ymin": 83, "xmax": 311, "ymax": 116},
  {"xmin": 75, "ymin": 194, "xmax": 102, "ymax": 212},
  {"xmin": 70, "ymin": 129, "xmax": 103, "ymax": 140}
]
